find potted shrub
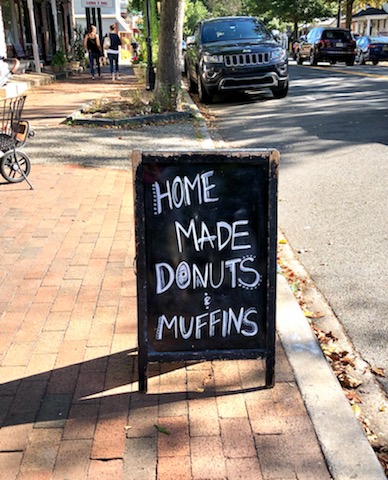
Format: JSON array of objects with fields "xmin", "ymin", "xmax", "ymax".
[
  {"xmin": 132, "ymin": 53, "xmax": 147, "ymax": 82},
  {"xmin": 69, "ymin": 24, "xmax": 86, "ymax": 69},
  {"xmin": 51, "ymin": 50, "xmax": 67, "ymax": 72}
]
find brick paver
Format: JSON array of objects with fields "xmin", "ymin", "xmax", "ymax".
[{"xmin": 0, "ymin": 72, "xmax": 334, "ymax": 479}]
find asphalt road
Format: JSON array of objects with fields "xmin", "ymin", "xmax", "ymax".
[{"xmin": 202, "ymin": 61, "xmax": 388, "ymax": 393}]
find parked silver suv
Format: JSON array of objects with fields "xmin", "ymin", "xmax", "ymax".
[{"xmin": 185, "ymin": 16, "xmax": 289, "ymax": 103}]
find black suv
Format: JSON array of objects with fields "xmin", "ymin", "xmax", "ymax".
[
  {"xmin": 296, "ymin": 27, "xmax": 356, "ymax": 66},
  {"xmin": 185, "ymin": 16, "xmax": 289, "ymax": 103}
]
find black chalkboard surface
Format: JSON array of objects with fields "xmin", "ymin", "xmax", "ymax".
[{"xmin": 133, "ymin": 149, "xmax": 279, "ymax": 392}]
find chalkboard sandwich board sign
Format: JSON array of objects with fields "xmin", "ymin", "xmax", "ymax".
[{"xmin": 133, "ymin": 149, "xmax": 279, "ymax": 393}]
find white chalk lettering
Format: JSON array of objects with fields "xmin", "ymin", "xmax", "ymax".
[
  {"xmin": 195, "ymin": 313, "xmax": 209, "ymax": 339},
  {"xmin": 155, "ymin": 306, "xmax": 259, "ymax": 340},
  {"xmin": 176, "ymin": 261, "xmax": 191, "ymax": 289},
  {"xmin": 152, "ymin": 171, "xmax": 219, "ymax": 215},
  {"xmin": 155, "ymin": 262, "xmax": 175, "ymax": 294},
  {"xmin": 209, "ymin": 309, "xmax": 222, "ymax": 335},
  {"xmin": 175, "ymin": 219, "xmax": 251, "ymax": 253},
  {"xmin": 179, "ymin": 316, "xmax": 194, "ymax": 339},
  {"xmin": 155, "ymin": 258, "xmax": 261, "ymax": 294},
  {"xmin": 155, "ymin": 314, "xmax": 178, "ymax": 340},
  {"xmin": 238, "ymin": 256, "xmax": 261, "ymax": 289},
  {"xmin": 241, "ymin": 307, "xmax": 259, "ymax": 336}
]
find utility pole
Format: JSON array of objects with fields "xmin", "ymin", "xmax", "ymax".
[{"xmin": 26, "ymin": 0, "xmax": 41, "ymax": 73}]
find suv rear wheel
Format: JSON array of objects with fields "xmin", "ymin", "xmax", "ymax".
[
  {"xmin": 296, "ymin": 51, "xmax": 304, "ymax": 65},
  {"xmin": 346, "ymin": 57, "xmax": 355, "ymax": 66}
]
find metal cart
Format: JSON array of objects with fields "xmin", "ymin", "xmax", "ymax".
[{"xmin": 0, "ymin": 95, "xmax": 34, "ymax": 189}]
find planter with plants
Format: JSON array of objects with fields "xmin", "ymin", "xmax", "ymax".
[
  {"xmin": 132, "ymin": 53, "xmax": 147, "ymax": 82},
  {"xmin": 69, "ymin": 24, "xmax": 87, "ymax": 70},
  {"xmin": 51, "ymin": 50, "xmax": 67, "ymax": 72}
]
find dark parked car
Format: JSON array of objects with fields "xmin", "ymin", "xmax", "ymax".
[
  {"xmin": 185, "ymin": 16, "xmax": 289, "ymax": 103},
  {"xmin": 296, "ymin": 27, "xmax": 356, "ymax": 66},
  {"xmin": 356, "ymin": 35, "xmax": 388, "ymax": 65}
]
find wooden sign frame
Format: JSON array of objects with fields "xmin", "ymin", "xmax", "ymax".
[{"xmin": 133, "ymin": 149, "xmax": 279, "ymax": 393}]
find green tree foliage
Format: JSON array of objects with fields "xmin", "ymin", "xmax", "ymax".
[
  {"xmin": 128, "ymin": 0, "xmax": 159, "ymax": 62},
  {"xmin": 242, "ymin": 0, "xmax": 336, "ymax": 37},
  {"xmin": 184, "ymin": 0, "xmax": 209, "ymax": 36},
  {"xmin": 204, "ymin": 0, "xmax": 243, "ymax": 17}
]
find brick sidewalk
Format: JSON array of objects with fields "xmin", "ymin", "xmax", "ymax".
[
  {"xmin": 20, "ymin": 64, "xmax": 140, "ymax": 127},
  {"xmin": 0, "ymin": 163, "xmax": 332, "ymax": 479}
]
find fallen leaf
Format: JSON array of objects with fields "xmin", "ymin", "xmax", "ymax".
[
  {"xmin": 340, "ymin": 372, "xmax": 362, "ymax": 389},
  {"xmin": 371, "ymin": 366, "xmax": 385, "ymax": 377},
  {"xmin": 195, "ymin": 387, "xmax": 205, "ymax": 393},
  {"xmin": 304, "ymin": 310, "xmax": 325, "ymax": 319},
  {"xmin": 341, "ymin": 355, "xmax": 355, "ymax": 367},
  {"xmin": 344, "ymin": 389, "xmax": 363, "ymax": 404},
  {"xmin": 379, "ymin": 404, "xmax": 387, "ymax": 412},
  {"xmin": 290, "ymin": 281, "xmax": 299, "ymax": 293},
  {"xmin": 352, "ymin": 404, "xmax": 362, "ymax": 418},
  {"xmin": 279, "ymin": 239, "xmax": 287, "ymax": 244},
  {"xmin": 325, "ymin": 331, "xmax": 338, "ymax": 341},
  {"xmin": 154, "ymin": 424, "xmax": 171, "ymax": 435}
]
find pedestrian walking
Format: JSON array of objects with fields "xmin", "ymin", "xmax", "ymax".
[
  {"xmin": 83, "ymin": 25, "xmax": 102, "ymax": 80},
  {"xmin": 104, "ymin": 25, "xmax": 122, "ymax": 81}
]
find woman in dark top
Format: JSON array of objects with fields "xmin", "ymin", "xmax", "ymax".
[
  {"xmin": 104, "ymin": 24, "xmax": 122, "ymax": 81},
  {"xmin": 83, "ymin": 25, "xmax": 102, "ymax": 79}
]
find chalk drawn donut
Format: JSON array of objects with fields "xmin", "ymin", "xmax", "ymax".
[{"xmin": 176, "ymin": 261, "xmax": 191, "ymax": 289}]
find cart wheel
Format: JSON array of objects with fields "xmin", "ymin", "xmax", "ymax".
[{"xmin": 0, "ymin": 150, "xmax": 31, "ymax": 183}]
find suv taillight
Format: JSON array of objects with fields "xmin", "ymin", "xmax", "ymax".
[
  {"xmin": 368, "ymin": 44, "xmax": 377, "ymax": 49},
  {"xmin": 319, "ymin": 39, "xmax": 330, "ymax": 48}
]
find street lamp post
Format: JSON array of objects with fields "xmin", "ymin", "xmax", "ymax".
[{"xmin": 145, "ymin": 0, "xmax": 155, "ymax": 90}]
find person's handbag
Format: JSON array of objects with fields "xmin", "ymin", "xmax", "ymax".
[{"xmin": 103, "ymin": 35, "xmax": 111, "ymax": 50}]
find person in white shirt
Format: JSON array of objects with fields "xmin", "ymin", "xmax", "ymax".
[
  {"xmin": 0, "ymin": 57, "xmax": 20, "ymax": 87},
  {"xmin": 104, "ymin": 25, "xmax": 122, "ymax": 81}
]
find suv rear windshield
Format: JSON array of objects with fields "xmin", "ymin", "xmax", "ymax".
[
  {"xmin": 201, "ymin": 19, "xmax": 271, "ymax": 43},
  {"xmin": 322, "ymin": 30, "xmax": 352, "ymax": 41}
]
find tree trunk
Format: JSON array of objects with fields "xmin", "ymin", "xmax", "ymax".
[
  {"xmin": 345, "ymin": 0, "xmax": 354, "ymax": 29},
  {"xmin": 154, "ymin": 0, "xmax": 184, "ymax": 111},
  {"xmin": 293, "ymin": 20, "xmax": 298, "ymax": 41}
]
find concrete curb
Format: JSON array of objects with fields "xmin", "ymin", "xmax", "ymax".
[
  {"xmin": 181, "ymin": 88, "xmax": 215, "ymax": 148},
  {"xmin": 277, "ymin": 274, "xmax": 386, "ymax": 479},
  {"xmin": 187, "ymin": 91, "xmax": 386, "ymax": 478}
]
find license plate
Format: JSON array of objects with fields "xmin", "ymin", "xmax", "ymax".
[{"xmin": 336, "ymin": 42, "xmax": 344, "ymax": 47}]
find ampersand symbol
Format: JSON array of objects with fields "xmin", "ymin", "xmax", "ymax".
[{"xmin": 204, "ymin": 292, "xmax": 211, "ymax": 309}]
